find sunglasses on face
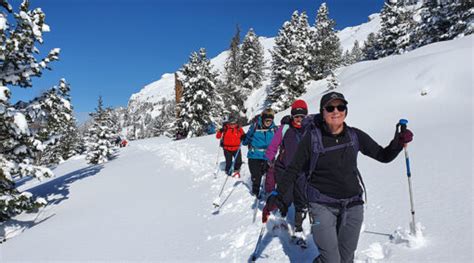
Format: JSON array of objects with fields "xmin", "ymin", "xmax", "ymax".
[
  {"xmin": 264, "ymin": 119, "xmax": 273, "ymax": 123},
  {"xmin": 293, "ymin": 115, "xmax": 305, "ymax": 119},
  {"xmin": 262, "ymin": 114, "xmax": 274, "ymax": 120},
  {"xmin": 324, "ymin": 104, "xmax": 347, "ymax": 113}
]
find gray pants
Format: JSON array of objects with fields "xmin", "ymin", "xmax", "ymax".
[{"xmin": 309, "ymin": 202, "xmax": 364, "ymax": 263}]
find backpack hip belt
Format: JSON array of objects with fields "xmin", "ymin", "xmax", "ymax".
[{"xmin": 307, "ymin": 184, "xmax": 363, "ymax": 226}]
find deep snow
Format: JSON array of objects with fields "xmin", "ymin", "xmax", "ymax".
[{"xmin": 0, "ymin": 36, "xmax": 473, "ymax": 262}]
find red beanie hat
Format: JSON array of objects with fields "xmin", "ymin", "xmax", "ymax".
[{"xmin": 291, "ymin": 99, "xmax": 308, "ymax": 116}]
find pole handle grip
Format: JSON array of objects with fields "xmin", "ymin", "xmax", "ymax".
[{"xmin": 398, "ymin": 119, "xmax": 408, "ymax": 133}]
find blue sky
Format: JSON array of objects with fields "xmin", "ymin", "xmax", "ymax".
[{"xmin": 9, "ymin": 0, "xmax": 383, "ymax": 121}]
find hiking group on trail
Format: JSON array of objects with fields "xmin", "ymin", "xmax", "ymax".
[{"xmin": 214, "ymin": 91, "xmax": 413, "ymax": 263}]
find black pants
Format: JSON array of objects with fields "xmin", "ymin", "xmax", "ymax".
[
  {"xmin": 275, "ymin": 166, "xmax": 307, "ymax": 232},
  {"xmin": 248, "ymin": 158, "xmax": 267, "ymax": 195},
  {"xmin": 223, "ymin": 149, "xmax": 242, "ymax": 175}
]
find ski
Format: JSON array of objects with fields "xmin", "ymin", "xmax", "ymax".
[
  {"xmin": 251, "ymin": 224, "xmax": 266, "ymax": 262},
  {"xmin": 252, "ymin": 196, "xmax": 259, "ymax": 223},
  {"xmin": 212, "ymin": 179, "xmax": 243, "ymax": 213},
  {"xmin": 212, "ymin": 147, "xmax": 241, "ymax": 207}
]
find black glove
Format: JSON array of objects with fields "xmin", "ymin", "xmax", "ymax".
[{"xmin": 262, "ymin": 192, "xmax": 288, "ymax": 223}]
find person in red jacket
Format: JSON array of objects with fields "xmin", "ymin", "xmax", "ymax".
[{"xmin": 216, "ymin": 116, "xmax": 245, "ymax": 178}]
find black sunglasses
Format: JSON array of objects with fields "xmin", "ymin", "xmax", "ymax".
[
  {"xmin": 325, "ymin": 104, "xmax": 347, "ymax": 113},
  {"xmin": 262, "ymin": 114, "xmax": 274, "ymax": 120}
]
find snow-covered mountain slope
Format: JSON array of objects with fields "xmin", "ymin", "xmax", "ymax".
[
  {"xmin": 2, "ymin": 35, "xmax": 472, "ymax": 262},
  {"xmin": 127, "ymin": 13, "xmax": 381, "ymax": 117},
  {"xmin": 338, "ymin": 14, "xmax": 381, "ymax": 52}
]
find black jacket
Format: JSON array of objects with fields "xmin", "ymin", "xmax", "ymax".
[{"xmin": 279, "ymin": 119, "xmax": 403, "ymax": 200}]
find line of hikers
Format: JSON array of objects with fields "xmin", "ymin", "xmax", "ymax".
[{"xmin": 215, "ymin": 92, "xmax": 413, "ymax": 263}]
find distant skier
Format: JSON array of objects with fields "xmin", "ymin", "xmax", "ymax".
[
  {"xmin": 120, "ymin": 138, "xmax": 128, "ymax": 148},
  {"xmin": 264, "ymin": 99, "xmax": 311, "ymax": 247},
  {"xmin": 115, "ymin": 136, "xmax": 122, "ymax": 147},
  {"xmin": 216, "ymin": 115, "xmax": 245, "ymax": 177},
  {"xmin": 242, "ymin": 108, "xmax": 278, "ymax": 197},
  {"xmin": 263, "ymin": 92, "xmax": 413, "ymax": 263}
]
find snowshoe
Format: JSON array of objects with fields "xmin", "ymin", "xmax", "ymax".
[{"xmin": 291, "ymin": 232, "xmax": 308, "ymax": 249}]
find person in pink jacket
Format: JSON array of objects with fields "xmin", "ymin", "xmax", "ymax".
[{"xmin": 265, "ymin": 99, "xmax": 310, "ymax": 244}]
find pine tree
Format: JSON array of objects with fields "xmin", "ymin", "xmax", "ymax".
[
  {"xmin": 175, "ymin": 48, "xmax": 220, "ymax": 138},
  {"xmin": 310, "ymin": 3, "xmax": 343, "ymax": 80},
  {"xmin": 25, "ymin": 79, "xmax": 76, "ymax": 165},
  {"xmin": 85, "ymin": 96, "xmax": 116, "ymax": 164},
  {"xmin": 361, "ymin": 32, "xmax": 380, "ymax": 60},
  {"xmin": 443, "ymin": 1, "xmax": 473, "ymax": 40},
  {"xmin": 152, "ymin": 99, "xmax": 176, "ymax": 137},
  {"xmin": 342, "ymin": 50, "xmax": 354, "ymax": 66},
  {"xmin": 326, "ymin": 70, "xmax": 339, "ymax": 91},
  {"xmin": 0, "ymin": 0, "xmax": 60, "ymax": 87},
  {"xmin": 221, "ymin": 25, "xmax": 244, "ymax": 121},
  {"xmin": 268, "ymin": 11, "xmax": 311, "ymax": 112},
  {"xmin": 56, "ymin": 79, "xmax": 80, "ymax": 160},
  {"xmin": 350, "ymin": 40, "xmax": 364, "ymax": 63},
  {"xmin": 241, "ymin": 28, "xmax": 265, "ymax": 98},
  {"xmin": 377, "ymin": 0, "xmax": 415, "ymax": 57},
  {"xmin": 0, "ymin": 0, "xmax": 58, "ymax": 221}
]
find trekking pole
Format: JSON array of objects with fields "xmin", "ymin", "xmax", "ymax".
[
  {"xmin": 213, "ymin": 145, "xmax": 221, "ymax": 179},
  {"xmin": 213, "ymin": 146, "xmax": 241, "ymax": 208},
  {"xmin": 252, "ymin": 170, "xmax": 267, "ymax": 223},
  {"xmin": 398, "ymin": 119, "xmax": 416, "ymax": 235}
]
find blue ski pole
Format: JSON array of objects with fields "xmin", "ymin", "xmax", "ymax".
[{"xmin": 398, "ymin": 119, "xmax": 416, "ymax": 235}]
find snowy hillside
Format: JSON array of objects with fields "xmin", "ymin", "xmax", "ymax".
[
  {"xmin": 127, "ymin": 13, "xmax": 381, "ymax": 117},
  {"xmin": 1, "ymin": 35, "xmax": 472, "ymax": 262},
  {"xmin": 338, "ymin": 14, "xmax": 381, "ymax": 52}
]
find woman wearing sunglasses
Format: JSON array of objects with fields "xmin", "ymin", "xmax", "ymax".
[{"xmin": 264, "ymin": 92, "xmax": 413, "ymax": 263}]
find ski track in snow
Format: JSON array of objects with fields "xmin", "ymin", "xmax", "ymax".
[{"xmin": 135, "ymin": 138, "xmax": 430, "ymax": 262}]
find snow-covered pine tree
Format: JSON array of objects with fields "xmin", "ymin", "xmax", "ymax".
[
  {"xmin": 56, "ymin": 79, "xmax": 80, "ymax": 160},
  {"xmin": 241, "ymin": 28, "xmax": 265, "ymax": 96},
  {"xmin": 377, "ymin": 0, "xmax": 415, "ymax": 57},
  {"xmin": 221, "ymin": 25, "xmax": 245, "ymax": 122},
  {"xmin": 152, "ymin": 98, "xmax": 176, "ymax": 137},
  {"xmin": 310, "ymin": 3, "xmax": 343, "ymax": 80},
  {"xmin": 342, "ymin": 50, "xmax": 354, "ymax": 66},
  {"xmin": 175, "ymin": 48, "xmax": 220, "ymax": 138},
  {"xmin": 0, "ymin": 0, "xmax": 60, "ymax": 87},
  {"xmin": 361, "ymin": 32, "xmax": 380, "ymax": 60},
  {"xmin": 412, "ymin": 0, "xmax": 445, "ymax": 47},
  {"xmin": 326, "ymin": 70, "xmax": 339, "ymax": 91},
  {"xmin": 0, "ymin": 86, "xmax": 50, "ymax": 221},
  {"xmin": 268, "ymin": 11, "xmax": 311, "ymax": 112},
  {"xmin": 350, "ymin": 40, "xmax": 364, "ymax": 63},
  {"xmin": 442, "ymin": 0, "xmax": 473, "ymax": 40},
  {"xmin": 85, "ymin": 96, "xmax": 116, "ymax": 165},
  {"xmin": 24, "ymin": 79, "xmax": 75, "ymax": 166},
  {"xmin": 0, "ymin": 0, "xmax": 58, "ymax": 221}
]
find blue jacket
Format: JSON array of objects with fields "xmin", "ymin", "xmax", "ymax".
[{"xmin": 243, "ymin": 116, "xmax": 278, "ymax": 160}]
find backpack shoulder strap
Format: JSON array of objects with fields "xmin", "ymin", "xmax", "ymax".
[
  {"xmin": 308, "ymin": 124, "xmax": 323, "ymax": 177},
  {"xmin": 346, "ymin": 126, "xmax": 359, "ymax": 154},
  {"xmin": 281, "ymin": 124, "xmax": 290, "ymax": 138}
]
